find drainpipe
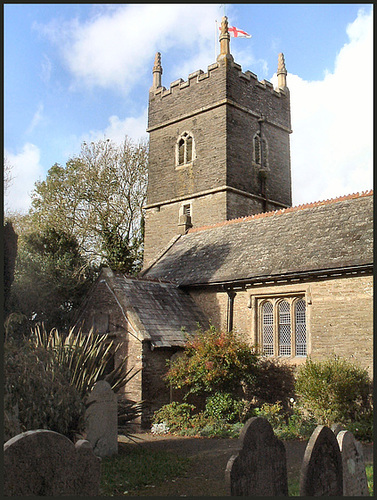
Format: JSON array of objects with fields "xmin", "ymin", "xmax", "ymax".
[{"xmin": 226, "ymin": 290, "xmax": 237, "ymax": 332}]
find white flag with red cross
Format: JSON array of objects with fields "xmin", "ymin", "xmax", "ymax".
[{"xmin": 220, "ymin": 25, "xmax": 252, "ymax": 38}]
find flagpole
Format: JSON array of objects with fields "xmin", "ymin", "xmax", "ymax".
[{"xmin": 215, "ymin": 19, "xmax": 218, "ymax": 60}]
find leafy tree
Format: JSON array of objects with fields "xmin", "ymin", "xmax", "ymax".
[
  {"xmin": 164, "ymin": 326, "xmax": 260, "ymax": 398},
  {"xmin": 4, "ymin": 221, "xmax": 18, "ymax": 316},
  {"xmin": 9, "ymin": 223, "xmax": 94, "ymax": 332},
  {"xmin": 4, "ymin": 156, "xmax": 14, "ymax": 194},
  {"xmin": 30, "ymin": 137, "xmax": 148, "ymax": 274}
]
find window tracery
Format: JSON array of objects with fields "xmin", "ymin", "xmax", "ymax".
[
  {"xmin": 176, "ymin": 132, "xmax": 195, "ymax": 166},
  {"xmin": 259, "ymin": 297, "xmax": 307, "ymax": 357}
]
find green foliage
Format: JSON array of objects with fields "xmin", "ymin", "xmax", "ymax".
[
  {"xmin": 30, "ymin": 137, "xmax": 148, "ymax": 274},
  {"xmin": 8, "ymin": 224, "xmax": 94, "ymax": 332},
  {"xmin": 253, "ymin": 401, "xmax": 316, "ymax": 440},
  {"xmin": 152, "ymin": 402, "xmax": 196, "ymax": 433},
  {"xmin": 165, "ymin": 326, "xmax": 260, "ymax": 397},
  {"xmin": 32, "ymin": 324, "xmax": 139, "ymax": 399},
  {"xmin": 345, "ymin": 412, "xmax": 373, "ymax": 442},
  {"xmin": 32, "ymin": 324, "xmax": 142, "ymax": 438},
  {"xmin": 4, "ymin": 339, "xmax": 85, "ymax": 441},
  {"xmin": 253, "ymin": 401, "xmax": 286, "ymax": 429},
  {"xmin": 252, "ymin": 356, "xmax": 296, "ymax": 411},
  {"xmin": 4, "ymin": 324, "xmax": 142, "ymax": 442},
  {"xmin": 4, "ymin": 312, "xmax": 30, "ymax": 344},
  {"xmin": 295, "ymin": 356, "xmax": 373, "ymax": 427},
  {"xmin": 366, "ymin": 465, "xmax": 373, "ymax": 495},
  {"xmin": 205, "ymin": 393, "xmax": 249, "ymax": 424},
  {"xmin": 4, "ymin": 221, "xmax": 18, "ymax": 316},
  {"xmin": 152, "ymin": 401, "xmax": 246, "ymax": 439}
]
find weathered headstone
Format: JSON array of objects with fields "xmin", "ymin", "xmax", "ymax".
[
  {"xmin": 331, "ymin": 422, "xmax": 344, "ymax": 436},
  {"xmin": 300, "ymin": 425, "xmax": 343, "ymax": 496},
  {"xmin": 225, "ymin": 417, "xmax": 288, "ymax": 496},
  {"xmin": 337, "ymin": 430, "xmax": 369, "ymax": 496},
  {"xmin": 3, "ymin": 429, "xmax": 101, "ymax": 496},
  {"xmin": 85, "ymin": 380, "xmax": 118, "ymax": 457}
]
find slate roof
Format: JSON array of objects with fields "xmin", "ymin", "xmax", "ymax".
[
  {"xmin": 101, "ymin": 270, "xmax": 209, "ymax": 347},
  {"xmin": 142, "ymin": 191, "xmax": 373, "ymax": 286}
]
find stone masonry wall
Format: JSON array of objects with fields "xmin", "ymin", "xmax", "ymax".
[
  {"xmin": 141, "ymin": 344, "xmax": 182, "ymax": 427},
  {"xmin": 145, "ymin": 57, "xmax": 292, "ymax": 265},
  {"xmin": 76, "ymin": 280, "xmax": 143, "ymax": 409},
  {"xmin": 144, "ymin": 191, "xmax": 228, "ymax": 268},
  {"xmin": 188, "ymin": 273, "xmax": 373, "ymax": 377}
]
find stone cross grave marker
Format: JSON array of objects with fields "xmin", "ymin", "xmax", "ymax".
[
  {"xmin": 300, "ymin": 425, "xmax": 343, "ymax": 496},
  {"xmin": 3, "ymin": 429, "xmax": 101, "ymax": 496},
  {"xmin": 337, "ymin": 430, "xmax": 369, "ymax": 496},
  {"xmin": 225, "ymin": 416, "xmax": 288, "ymax": 496},
  {"xmin": 85, "ymin": 379, "xmax": 118, "ymax": 457}
]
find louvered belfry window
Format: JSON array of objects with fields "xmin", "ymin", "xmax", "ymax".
[
  {"xmin": 254, "ymin": 135, "xmax": 261, "ymax": 164},
  {"xmin": 177, "ymin": 132, "xmax": 194, "ymax": 165}
]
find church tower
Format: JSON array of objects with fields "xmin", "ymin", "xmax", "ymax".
[{"xmin": 143, "ymin": 17, "xmax": 292, "ymax": 267}]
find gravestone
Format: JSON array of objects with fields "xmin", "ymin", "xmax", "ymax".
[
  {"xmin": 225, "ymin": 417, "xmax": 288, "ymax": 496},
  {"xmin": 331, "ymin": 422, "xmax": 344, "ymax": 436},
  {"xmin": 300, "ymin": 425, "xmax": 343, "ymax": 496},
  {"xmin": 3, "ymin": 429, "xmax": 101, "ymax": 496},
  {"xmin": 337, "ymin": 430, "xmax": 369, "ymax": 496},
  {"xmin": 85, "ymin": 380, "xmax": 118, "ymax": 457}
]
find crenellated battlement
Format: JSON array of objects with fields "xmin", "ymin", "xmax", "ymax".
[
  {"xmin": 151, "ymin": 62, "xmax": 219, "ymax": 98},
  {"xmin": 150, "ymin": 58, "xmax": 287, "ymax": 101}
]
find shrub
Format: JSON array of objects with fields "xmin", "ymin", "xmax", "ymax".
[
  {"xmin": 345, "ymin": 412, "xmax": 373, "ymax": 442},
  {"xmin": 152, "ymin": 402, "xmax": 196, "ymax": 433},
  {"xmin": 165, "ymin": 325, "xmax": 260, "ymax": 398},
  {"xmin": 4, "ymin": 339, "xmax": 85, "ymax": 441},
  {"xmin": 253, "ymin": 401, "xmax": 316, "ymax": 440},
  {"xmin": 205, "ymin": 392, "xmax": 249, "ymax": 424},
  {"xmin": 252, "ymin": 356, "xmax": 296, "ymax": 411},
  {"xmin": 253, "ymin": 402, "xmax": 286, "ymax": 429},
  {"xmin": 295, "ymin": 356, "xmax": 373, "ymax": 427}
]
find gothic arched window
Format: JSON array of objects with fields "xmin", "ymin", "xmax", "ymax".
[
  {"xmin": 295, "ymin": 299, "xmax": 307, "ymax": 356},
  {"xmin": 278, "ymin": 300, "xmax": 291, "ymax": 356},
  {"xmin": 262, "ymin": 301, "xmax": 274, "ymax": 355},
  {"xmin": 258, "ymin": 296, "xmax": 307, "ymax": 357},
  {"xmin": 177, "ymin": 132, "xmax": 195, "ymax": 166}
]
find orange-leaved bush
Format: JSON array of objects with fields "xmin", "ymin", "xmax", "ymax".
[{"xmin": 164, "ymin": 326, "xmax": 260, "ymax": 397}]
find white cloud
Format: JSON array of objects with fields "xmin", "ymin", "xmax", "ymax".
[
  {"xmin": 41, "ymin": 54, "xmax": 52, "ymax": 84},
  {"xmin": 83, "ymin": 108, "xmax": 149, "ymax": 144},
  {"xmin": 4, "ymin": 143, "xmax": 44, "ymax": 214},
  {"xmin": 26, "ymin": 103, "xmax": 45, "ymax": 134},
  {"xmin": 38, "ymin": 4, "xmax": 221, "ymax": 94},
  {"xmin": 274, "ymin": 7, "xmax": 373, "ymax": 205}
]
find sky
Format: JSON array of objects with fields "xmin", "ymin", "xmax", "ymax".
[{"xmin": 4, "ymin": 3, "xmax": 373, "ymax": 214}]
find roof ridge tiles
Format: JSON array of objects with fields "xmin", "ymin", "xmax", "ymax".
[
  {"xmin": 188, "ymin": 190, "xmax": 373, "ymax": 234},
  {"xmin": 120, "ymin": 272, "xmax": 176, "ymax": 285}
]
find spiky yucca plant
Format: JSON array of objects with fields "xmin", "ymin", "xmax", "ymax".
[
  {"xmin": 31, "ymin": 324, "xmax": 143, "ymax": 436},
  {"xmin": 32, "ymin": 324, "xmax": 138, "ymax": 398}
]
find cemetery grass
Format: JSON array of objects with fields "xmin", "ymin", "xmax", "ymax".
[
  {"xmin": 100, "ymin": 438, "xmax": 374, "ymax": 497},
  {"xmin": 99, "ymin": 445, "xmax": 191, "ymax": 496},
  {"xmin": 287, "ymin": 466, "xmax": 373, "ymax": 496}
]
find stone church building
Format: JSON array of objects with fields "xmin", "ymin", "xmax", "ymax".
[{"xmin": 77, "ymin": 18, "xmax": 373, "ymax": 427}]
